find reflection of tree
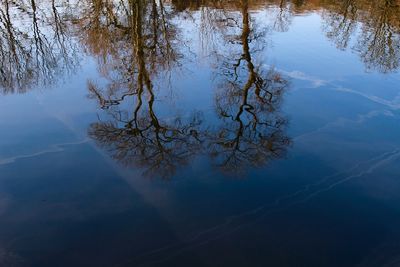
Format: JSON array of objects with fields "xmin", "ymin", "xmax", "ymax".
[
  {"xmin": 77, "ymin": 0, "xmax": 181, "ymax": 102},
  {"xmin": 88, "ymin": 91, "xmax": 203, "ymax": 178},
  {"xmin": 1, "ymin": 0, "xmax": 399, "ymax": 96},
  {"xmin": 322, "ymin": 0, "xmax": 358, "ymax": 50},
  {"xmin": 87, "ymin": 0, "xmax": 291, "ymax": 178},
  {"xmin": 0, "ymin": 0, "xmax": 77, "ymax": 94},
  {"xmin": 356, "ymin": 0, "xmax": 400, "ymax": 72},
  {"xmin": 85, "ymin": 0, "xmax": 400, "ymax": 177},
  {"xmin": 272, "ymin": 0, "xmax": 293, "ymax": 32},
  {"xmin": 322, "ymin": 0, "xmax": 400, "ymax": 72},
  {"xmin": 205, "ymin": 0, "xmax": 291, "ymax": 174},
  {"xmin": 173, "ymin": 0, "xmax": 400, "ymax": 73},
  {"xmin": 86, "ymin": 0, "xmax": 202, "ymax": 178}
]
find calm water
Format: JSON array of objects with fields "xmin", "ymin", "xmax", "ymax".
[{"xmin": 1, "ymin": 0, "xmax": 400, "ymax": 266}]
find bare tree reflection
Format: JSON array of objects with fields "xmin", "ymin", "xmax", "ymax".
[
  {"xmin": 322, "ymin": 0, "xmax": 400, "ymax": 72},
  {"xmin": 203, "ymin": 0, "xmax": 291, "ymax": 174},
  {"xmin": 1, "ymin": 0, "xmax": 399, "ymax": 96},
  {"xmin": 76, "ymin": 0, "xmax": 181, "ymax": 103},
  {"xmin": 322, "ymin": 0, "xmax": 358, "ymax": 50},
  {"xmin": 0, "ymin": 0, "xmax": 78, "ymax": 94},
  {"xmin": 356, "ymin": 0, "xmax": 400, "ymax": 72},
  {"xmin": 173, "ymin": 0, "xmax": 400, "ymax": 73},
  {"xmin": 86, "ymin": 0, "xmax": 202, "ymax": 178},
  {"xmin": 85, "ymin": 0, "xmax": 400, "ymax": 178},
  {"xmin": 88, "ymin": 94, "xmax": 203, "ymax": 178},
  {"xmin": 271, "ymin": 0, "xmax": 293, "ymax": 32},
  {"xmin": 86, "ymin": 0, "xmax": 291, "ymax": 178}
]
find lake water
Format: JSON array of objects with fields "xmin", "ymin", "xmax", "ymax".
[{"xmin": 1, "ymin": 0, "xmax": 400, "ymax": 266}]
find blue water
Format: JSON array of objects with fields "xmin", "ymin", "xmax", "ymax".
[{"xmin": 1, "ymin": 1, "xmax": 400, "ymax": 266}]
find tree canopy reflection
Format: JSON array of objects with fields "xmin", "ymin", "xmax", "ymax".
[
  {"xmin": 321, "ymin": 0, "xmax": 400, "ymax": 72},
  {"xmin": 0, "ymin": 0, "xmax": 78, "ymax": 94},
  {"xmin": 84, "ymin": 0, "xmax": 202, "ymax": 178},
  {"xmin": 173, "ymin": 0, "xmax": 400, "ymax": 73},
  {"xmin": 201, "ymin": 0, "xmax": 290, "ymax": 173},
  {"xmin": 86, "ymin": 0, "xmax": 290, "ymax": 178},
  {"xmin": 2, "ymin": 0, "xmax": 400, "ymax": 177},
  {"xmin": 84, "ymin": 0, "xmax": 400, "ymax": 178}
]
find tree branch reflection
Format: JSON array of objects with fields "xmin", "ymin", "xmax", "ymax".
[
  {"xmin": 3, "ymin": 0, "xmax": 399, "ymax": 178},
  {"xmin": 203, "ymin": 0, "xmax": 291, "ymax": 174},
  {"xmin": 86, "ymin": 0, "xmax": 202, "ymax": 178},
  {"xmin": 87, "ymin": 0, "xmax": 291, "ymax": 178},
  {"xmin": 322, "ymin": 0, "xmax": 400, "ymax": 72},
  {"xmin": 0, "ymin": 0, "xmax": 78, "ymax": 93}
]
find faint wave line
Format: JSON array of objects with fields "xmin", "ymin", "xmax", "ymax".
[
  {"xmin": 0, "ymin": 139, "xmax": 89, "ymax": 166},
  {"xmin": 335, "ymin": 87, "xmax": 400, "ymax": 110},
  {"xmin": 136, "ymin": 149, "xmax": 400, "ymax": 267},
  {"xmin": 279, "ymin": 67, "xmax": 400, "ymax": 110},
  {"xmin": 298, "ymin": 150, "xmax": 400, "ymax": 203},
  {"xmin": 119, "ymin": 149, "xmax": 400, "ymax": 267},
  {"xmin": 294, "ymin": 109, "xmax": 393, "ymax": 141}
]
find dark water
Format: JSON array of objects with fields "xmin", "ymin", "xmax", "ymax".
[{"xmin": 1, "ymin": 0, "xmax": 400, "ymax": 266}]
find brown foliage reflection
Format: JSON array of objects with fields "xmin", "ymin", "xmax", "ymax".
[
  {"xmin": 1, "ymin": 0, "xmax": 399, "ymax": 94},
  {"xmin": 85, "ymin": 0, "xmax": 202, "ymax": 178},
  {"xmin": 0, "ymin": 0, "xmax": 78, "ymax": 93},
  {"xmin": 203, "ymin": 0, "xmax": 291, "ymax": 173},
  {"xmin": 2, "ymin": 0, "xmax": 400, "ymax": 177},
  {"xmin": 86, "ymin": 0, "xmax": 290, "ymax": 178}
]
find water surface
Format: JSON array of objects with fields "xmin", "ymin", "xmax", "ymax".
[{"xmin": 1, "ymin": 0, "xmax": 400, "ymax": 266}]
